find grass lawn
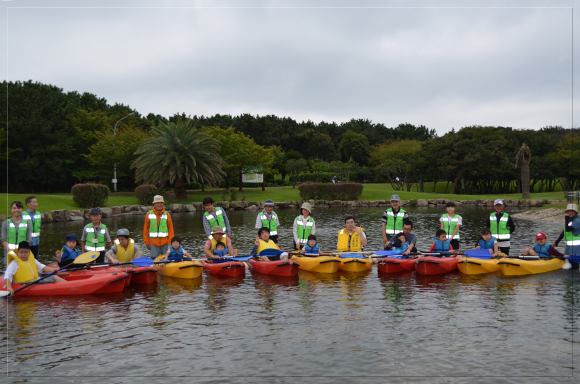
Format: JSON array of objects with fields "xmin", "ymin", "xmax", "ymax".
[{"xmin": 2, "ymin": 183, "xmax": 568, "ymax": 216}]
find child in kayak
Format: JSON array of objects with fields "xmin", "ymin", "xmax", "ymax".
[
  {"xmin": 3, "ymin": 242, "xmax": 65, "ymax": 295},
  {"xmin": 427, "ymin": 229, "xmax": 455, "ymax": 253},
  {"xmin": 385, "ymin": 232, "xmax": 409, "ymax": 254},
  {"xmin": 475, "ymin": 227, "xmax": 499, "ymax": 257},
  {"xmin": 55, "ymin": 234, "xmax": 83, "ymax": 268},
  {"xmin": 301, "ymin": 235, "xmax": 321, "ymax": 254},
  {"xmin": 522, "ymin": 232, "xmax": 567, "ymax": 259},
  {"xmin": 213, "ymin": 241, "xmax": 231, "ymax": 258},
  {"xmin": 252, "ymin": 227, "xmax": 290, "ymax": 262},
  {"xmin": 164, "ymin": 236, "xmax": 193, "ymax": 260}
]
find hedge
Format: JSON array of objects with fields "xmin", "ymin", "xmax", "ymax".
[
  {"xmin": 135, "ymin": 184, "xmax": 160, "ymax": 206},
  {"xmin": 71, "ymin": 183, "xmax": 110, "ymax": 208},
  {"xmin": 298, "ymin": 183, "xmax": 364, "ymax": 201}
]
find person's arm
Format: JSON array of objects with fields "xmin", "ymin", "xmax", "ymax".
[
  {"xmin": 143, "ymin": 215, "xmax": 151, "ymax": 250},
  {"xmin": 553, "ymin": 231, "xmax": 564, "ymax": 247},
  {"xmin": 381, "ymin": 222, "xmax": 388, "ymax": 245},
  {"xmin": 203, "ymin": 241, "xmax": 215, "ymax": 259},
  {"xmin": 105, "ymin": 253, "xmax": 120, "ymax": 264},
  {"xmin": 276, "ymin": 215, "xmax": 280, "ymax": 227},
  {"xmin": 251, "ymin": 245, "xmax": 258, "ymax": 256},
  {"xmin": 202, "ymin": 215, "xmax": 212, "ymax": 237},
  {"xmin": 292, "ymin": 218, "xmax": 299, "ymax": 247},
  {"xmin": 486, "ymin": 215, "xmax": 491, "ymax": 230},
  {"xmin": 1, "ymin": 221, "xmax": 9, "ymax": 252},
  {"xmin": 255, "ymin": 214, "xmax": 262, "ymax": 229},
  {"xmin": 81, "ymin": 241, "xmax": 86, "ymax": 253},
  {"xmin": 222, "ymin": 211, "xmax": 232, "ymax": 237},
  {"xmin": 183, "ymin": 250, "xmax": 192, "ymax": 258},
  {"xmin": 403, "ymin": 212, "xmax": 409, "ymax": 220},
  {"xmin": 428, "ymin": 243, "xmax": 436, "ymax": 252},
  {"xmin": 451, "ymin": 224, "xmax": 461, "ymax": 239},
  {"xmin": 493, "ymin": 243, "xmax": 499, "ymax": 257},
  {"xmin": 105, "ymin": 244, "xmax": 117, "ymax": 256},
  {"xmin": 104, "ymin": 228, "xmax": 113, "ymax": 249},
  {"xmin": 548, "ymin": 245, "xmax": 565, "ymax": 257},
  {"xmin": 407, "ymin": 235, "xmax": 416, "ymax": 253},
  {"xmin": 37, "ymin": 260, "xmax": 58, "ymax": 273},
  {"xmin": 25, "ymin": 223, "xmax": 32, "ymax": 245},
  {"xmin": 507, "ymin": 215, "xmax": 516, "ymax": 233},
  {"xmin": 358, "ymin": 229, "xmax": 368, "ymax": 247},
  {"xmin": 167, "ymin": 213, "xmax": 175, "ymax": 242},
  {"xmin": 310, "ymin": 219, "xmax": 316, "ymax": 235}
]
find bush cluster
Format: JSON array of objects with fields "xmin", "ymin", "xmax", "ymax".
[
  {"xmin": 298, "ymin": 183, "xmax": 364, "ymax": 201},
  {"xmin": 72, "ymin": 183, "xmax": 110, "ymax": 208},
  {"xmin": 135, "ymin": 184, "xmax": 160, "ymax": 205}
]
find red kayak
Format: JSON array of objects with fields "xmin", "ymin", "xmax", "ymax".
[
  {"xmin": 377, "ymin": 257, "xmax": 416, "ymax": 273},
  {"xmin": 415, "ymin": 255, "xmax": 461, "ymax": 275},
  {"xmin": 201, "ymin": 259, "xmax": 246, "ymax": 277},
  {"xmin": 130, "ymin": 266, "xmax": 158, "ymax": 284},
  {"xmin": 0, "ymin": 273, "xmax": 128, "ymax": 296},
  {"xmin": 248, "ymin": 258, "xmax": 299, "ymax": 276},
  {"xmin": 51, "ymin": 264, "xmax": 157, "ymax": 286}
]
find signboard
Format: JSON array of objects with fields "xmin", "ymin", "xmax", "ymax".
[{"xmin": 242, "ymin": 166, "xmax": 263, "ymax": 183}]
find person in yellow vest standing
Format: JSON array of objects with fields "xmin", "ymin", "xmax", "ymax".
[
  {"xmin": 255, "ymin": 199, "xmax": 280, "ymax": 243},
  {"xmin": 337, "ymin": 215, "xmax": 368, "ymax": 252},
  {"xmin": 106, "ymin": 229, "xmax": 144, "ymax": 263},
  {"xmin": 381, "ymin": 194, "xmax": 409, "ymax": 249},
  {"xmin": 22, "ymin": 196, "xmax": 41, "ymax": 258},
  {"xmin": 202, "ymin": 197, "xmax": 232, "ymax": 238},
  {"xmin": 2, "ymin": 201, "xmax": 32, "ymax": 264},
  {"xmin": 81, "ymin": 208, "xmax": 113, "ymax": 263},
  {"xmin": 293, "ymin": 202, "xmax": 315, "ymax": 250},
  {"xmin": 144, "ymin": 195, "xmax": 174, "ymax": 258}
]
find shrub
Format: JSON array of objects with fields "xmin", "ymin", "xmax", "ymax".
[
  {"xmin": 72, "ymin": 183, "xmax": 110, "ymax": 208},
  {"xmin": 298, "ymin": 183, "xmax": 364, "ymax": 201},
  {"xmin": 229, "ymin": 188, "xmax": 238, "ymax": 202},
  {"xmin": 135, "ymin": 184, "xmax": 160, "ymax": 206}
]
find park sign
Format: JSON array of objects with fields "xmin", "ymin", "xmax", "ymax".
[{"xmin": 242, "ymin": 166, "xmax": 263, "ymax": 183}]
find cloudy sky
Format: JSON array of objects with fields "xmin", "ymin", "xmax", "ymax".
[{"xmin": 1, "ymin": 0, "xmax": 578, "ymax": 134}]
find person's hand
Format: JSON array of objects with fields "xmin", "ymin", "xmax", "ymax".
[
  {"xmin": 296, "ymin": 243, "xmax": 302, "ymax": 250},
  {"xmin": 146, "ymin": 244, "xmax": 151, "ymax": 250},
  {"xmin": 354, "ymin": 227, "xmax": 362, "ymax": 235},
  {"xmin": 475, "ymin": 246, "xmax": 481, "ymax": 249},
  {"xmin": 111, "ymin": 259, "xmax": 120, "ymax": 265},
  {"xmin": 552, "ymin": 242, "xmax": 558, "ymax": 247},
  {"xmin": 300, "ymin": 248, "xmax": 306, "ymax": 253},
  {"xmin": 7, "ymin": 286, "xmax": 13, "ymax": 295},
  {"xmin": 403, "ymin": 250, "xmax": 410, "ymax": 256},
  {"xmin": 383, "ymin": 235, "xmax": 388, "ymax": 245},
  {"xmin": 255, "ymin": 237, "xmax": 260, "ymax": 246},
  {"xmin": 227, "ymin": 234, "xmax": 232, "ymax": 239}
]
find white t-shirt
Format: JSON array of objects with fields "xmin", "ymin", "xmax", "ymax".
[{"xmin": 4, "ymin": 259, "xmax": 47, "ymax": 282}]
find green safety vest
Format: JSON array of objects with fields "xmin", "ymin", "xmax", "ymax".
[
  {"xmin": 384, "ymin": 208, "xmax": 406, "ymax": 235},
  {"xmin": 6, "ymin": 219, "xmax": 28, "ymax": 250},
  {"xmin": 148, "ymin": 210, "xmax": 169, "ymax": 238},
  {"xmin": 22, "ymin": 210, "xmax": 41, "ymax": 239},
  {"xmin": 204, "ymin": 207, "xmax": 226, "ymax": 230},
  {"xmin": 85, "ymin": 223, "xmax": 107, "ymax": 252},
  {"xmin": 441, "ymin": 214, "xmax": 461, "ymax": 241},
  {"xmin": 260, "ymin": 211, "xmax": 278, "ymax": 236},
  {"xmin": 489, "ymin": 212, "xmax": 511, "ymax": 241},
  {"xmin": 296, "ymin": 216, "xmax": 314, "ymax": 244},
  {"xmin": 564, "ymin": 216, "xmax": 580, "ymax": 246}
]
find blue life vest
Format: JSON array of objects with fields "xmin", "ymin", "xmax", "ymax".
[
  {"xmin": 534, "ymin": 243, "xmax": 551, "ymax": 258},
  {"xmin": 393, "ymin": 242, "xmax": 409, "ymax": 254},
  {"xmin": 478, "ymin": 236, "xmax": 496, "ymax": 250},
  {"xmin": 61, "ymin": 245, "xmax": 82, "ymax": 262},
  {"xmin": 433, "ymin": 238, "xmax": 451, "ymax": 252},
  {"xmin": 304, "ymin": 243, "xmax": 319, "ymax": 253},
  {"xmin": 168, "ymin": 245, "xmax": 184, "ymax": 258},
  {"xmin": 213, "ymin": 247, "xmax": 230, "ymax": 257}
]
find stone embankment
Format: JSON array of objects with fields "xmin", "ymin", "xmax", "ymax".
[
  {"xmin": 512, "ymin": 208, "xmax": 567, "ymax": 223},
  {"xmin": 0, "ymin": 198, "xmax": 567, "ymax": 223}
]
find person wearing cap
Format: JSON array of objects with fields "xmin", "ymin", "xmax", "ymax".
[
  {"xmin": 487, "ymin": 199, "xmax": 516, "ymax": 255},
  {"xmin": 55, "ymin": 234, "xmax": 83, "ymax": 268},
  {"xmin": 1, "ymin": 201, "xmax": 32, "ymax": 264},
  {"xmin": 255, "ymin": 199, "xmax": 280, "ymax": 243},
  {"xmin": 293, "ymin": 202, "xmax": 316, "ymax": 250},
  {"xmin": 553, "ymin": 204, "xmax": 580, "ymax": 257},
  {"xmin": 81, "ymin": 208, "xmax": 113, "ymax": 263},
  {"xmin": 522, "ymin": 232, "xmax": 567, "ymax": 259},
  {"xmin": 22, "ymin": 196, "xmax": 41, "ymax": 258},
  {"xmin": 381, "ymin": 194, "xmax": 409, "ymax": 248},
  {"xmin": 202, "ymin": 197, "xmax": 232, "ymax": 238},
  {"xmin": 440, "ymin": 201, "xmax": 462, "ymax": 250},
  {"xmin": 143, "ymin": 195, "xmax": 175, "ymax": 258},
  {"xmin": 204, "ymin": 225, "xmax": 238, "ymax": 260},
  {"xmin": 106, "ymin": 229, "xmax": 144, "ymax": 263}
]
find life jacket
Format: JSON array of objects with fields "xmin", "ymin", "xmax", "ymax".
[
  {"xmin": 168, "ymin": 245, "xmax": 184, "ymax": 258},
  {"xmin": 393, "ymin": 242, "xmax": 409, "ymax": 254},
  {"xmin": 257, "ymin": 239, "xmax": 279, "ymax": 254},
  {"xmin": 533, "ymin": 243, "xmax": 551, "ymax": 259},
  {"xmin": 7, "ymin": 250, "xmax": 39, "ymax": 284},
  {"xmin": 208, "ymin": 236, "xmax": 228, "ymax": 252},
  {"xmin": 489, "ymin": 212, "xmax": 511, "ymax": 241},
  {"xmin": 304, "ymin": 243, "xmax": 319, "ymax": 253},
  {"xmin": 441, "ymin": 214, "xmax": 461, "ymax": 241},
  {"xmin": 296, "ymin": 216, "xmax": 314, "ymax": 244},
  {"xmin": 114, "ymin": 238, "xmax": 135, "ymax": 262},
  {"xmin": 204, "ymin": 207, "xmax": 226, "ymax": 230},
  {"xmin": 213, "ymin": 247, "xmax": 230, "ymax": 257},
  {"xmin": 384, "ymin": 208, "xmax": 406, "ymax": 235},
  {"xmin": 22, "ymin": 210, "xmax": 41, "ymax": 240},
  {"xmin": 478, "ymin": 236, "xmax": 496, "ymax": 250},
  {"xmin": 564, "ymin": 216, "xmax": 580, "ymax": 247},
  {"xmin": 148, "ymin": 210, "xmax": 169, "ymax": 238},
  {"xmin": 85, "ymin": 223, "xmax": 106, "ymax": 251},
  {"xmin": 337, "ymin": 227, "xmax": 365, "ymax": 252},
  {"xmin": 6, "ymin": 219, "xmax": 28, "ymax": 250},
  {"xmin": 60, "ymin": 245, "xmax": 82, "ymax": 263},
  {"xmin": 259, "ymin": 211, "xmax": 278, "ymax": 236},
  {"xmin": 433, "ymin": 238, "xmax": 451, "ymax": 252}
]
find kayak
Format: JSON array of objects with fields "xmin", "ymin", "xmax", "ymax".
[
  {"xmin": 248, "ymin": 258, "xmax": 299, "ymax": 276},
  {"xmin": 338, "ymin": 255, "xmax": 372, "ymax": 273},
  {"xmin": 200, "ymin": 259, "xmax": 246, "ymax": 277},
  {"xmin": 130, "ymin": 266, "xmax": 158, "ymax": 284},
  {"xmin": 154, "ymin": 256, "xmax": 203, "ymax": 279},
  {"xmin": 0, "ymin": 273, "xmax": 128, "ymax": 296},
  {"xmin": 498, "ymin": 258, "xmax": 565, "ymax": 276},
  {"xmin": 458, "ymin": 257, "xmax": 501, "ymax": 275},
  {"xmin": 377, "ymin": 257, "xmax": 416, "ymax": 273},
  {"xmin": 290, "ymin": 255, "xmax": 341, "ymax": 273},
  {"xmin": 51, "ymin": 263, "xmax": 157, "ymax": 286},
  {"xmin": 416, "ymin": 255, "xmax": 461, "ymax": 275}
]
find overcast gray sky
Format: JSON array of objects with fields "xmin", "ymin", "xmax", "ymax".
[{"xmin": 1, "ymin": 0, "xmax": 578, "ymax": 134}]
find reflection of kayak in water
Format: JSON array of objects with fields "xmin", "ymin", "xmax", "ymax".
[
  {"xmin": 498, "ymin": 258, "xmax": 564, "ymax": 276},
  {"xmin": 251, "ymin": 272, "xmax": 299, "ymax": 287},
  {"xmin": 339, "ymin": 269, "xmax": 371, "ymax": 280},
  {"xmin": 159, "ymin": 275, "xmax": 203, "ymax": 292},
  {"xmin": 298, "ymin": 270, "xmax": 341, "ymax": 283}
]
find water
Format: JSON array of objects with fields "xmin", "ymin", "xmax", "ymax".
[{"xmin": 1, "ymin": 206, "xmax": 578, "ymax": 382}]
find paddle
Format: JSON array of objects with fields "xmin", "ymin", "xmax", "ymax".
[{"xmin": 463, "ymin": 249, "xmax": 495, "ymax": 260}]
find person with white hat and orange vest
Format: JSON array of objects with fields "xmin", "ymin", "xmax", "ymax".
[{"xmin": 143, "ymin": 195, "xmax": 174, "ymax": 258}]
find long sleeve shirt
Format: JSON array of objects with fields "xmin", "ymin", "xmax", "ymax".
[
  {"xmin": 1, "ymin": 219, "xmax": 33, "ymax": 247},
  {"xmin": 143, "ymin": 209, "xmax": 174, "ymax": 247},
  {"xmin": 202, "ymin": 209, "xmax": 232, "ymax": 236},
  {"xmin": 255, "ymin": 210, "xmax": 280, "ymax": 229},
  {"xmin": 293, "ymin": 215, "xmax": 316, "ymax": 244}
]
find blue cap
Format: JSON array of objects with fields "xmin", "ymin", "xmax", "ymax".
[
  {"xmin": 90, "ymin": 208, "xmax": 102, "ymax": 215},
  {"xmin": 65, "ymin": 234, "xmax": 78, "ymax": 243}
]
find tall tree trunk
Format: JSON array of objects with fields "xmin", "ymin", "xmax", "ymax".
[
  {"xmin": 239, "ymin": 167, "xmax": 243, "ymax": 192},
  {"xmin": 443, "ymin": 180, "xmax": 450, "ymax": 194},
  {"xmin": 201, "ymin": 182, "xmax": 205, "ymax": 192},
  {"xmin": 420, "ymin": 174, "xmax": 424, "ymax": 192},
  {"xmin": 521, "ymin": 162, "xmax": 530, "ymax": 198},
  {"xmin": 173, "ymin": 176, "xmax": 187, "ymax": 200},
  {"xmin": 450, "ymin": 173, "xmax": 463, "ymax": 194}
]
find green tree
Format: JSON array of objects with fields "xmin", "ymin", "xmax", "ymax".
[
  {"xmin": 370, "ymin": 140, "xmax": 422, "ymax": 190},
  {"xmin": 132, "ymin": 119, "xmax": 225, "ymax": 200},
  {"xmin": 287, "ymin": 158, "xmax": 308, "ymax": 188},
  {"xmin": 551, "ymin": 133, "xmax": 580, "ymax": 190},
  {"xmin": 338, "ymin": 130, "xmax": 370, "ymax": 165}
]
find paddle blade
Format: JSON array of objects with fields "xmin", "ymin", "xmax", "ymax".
[
  {"xmin": 226, "ymin": 255, "xmax": 253, "ymax": 261},
  {"xmin": 340, "ymin": 253, "xmax": 366, "ymax": 259},
  {"xmin": 258, "ymin": 248, "xmax": 283, "ymax": 256},
  {"xmin": 464, "ymin": 249, "xmax": 494, "ymax": 260},
  {"xmin": 130, "ymin": 257, "xmax": 155, "ymax": 267},
  {"xmin": 73, "ymin": 251, "xmax": 101, "ymax": 264},
  {"xmin": 374, "ymin": 250, "xmax": 399, "ymax": 256}
]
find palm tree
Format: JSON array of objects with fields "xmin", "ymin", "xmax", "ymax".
[
  {"xmin": 132, "ymin": 119, "xmax": 225, "ymax": 200},
  {"xmin": 515, "ymin": 143, "xmax": 531, "ymax": 198}
]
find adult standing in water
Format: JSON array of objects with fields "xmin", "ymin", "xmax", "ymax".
[
  {"xmin": 553, "ymin": 204, "xmax": 580, "ymax": 259},
  {"xmin": 202, "ymin": 197, "xmax": 232, "ymax": 238},
  {"xmin": 381, "ymin": 194, "xmax": 408, "ymax": 249},
  {"xmin": 2, "ymin": 201, "xmax": 32, "ymax": 264},
  {"xmin": 337, "ymin": 215, "xmax": 367, "ymax": 252},
  {"xmin": 255, "ymin": 199, "xmax": 280, "ymax": 243},
  {"xmin": 22, "ymin": 196, "xmax": 41, "ymax": 258},
  {"xmin": 293, "ymin": 202, "xmax": 315, "ymax": 250},
  {"xmin": 440, "ymin": 201, "xmax": 462, "ymax": 251},
  {"xmin": 487, "ymin": 199, "xmax": 515, "ymax": 256},
  {"xmin": 143, "ymin": 195, "xmax": 174, "ymax": 258}
]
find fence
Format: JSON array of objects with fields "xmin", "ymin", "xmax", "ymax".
[{"xmin": 568, "ymin": 191, "xmax": 580, "ymax": 203}]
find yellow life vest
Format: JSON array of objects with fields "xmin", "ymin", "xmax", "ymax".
[
  {"xmin": 208, "ymin": 235, "xmax": 227, "ymax": 251},
  {"xmin": 257, "ymin": 239, "xmax": 279, "ymax": 254},
  {"xmin": 336, "ymin": 227, "xmax": 365, "ymax": 252},
  {"xmin": 114, "ymin": 238, "xmax": 135, "ymax": 262},
  {"xmin": 7, "ymin": 250, "xmax": 39, "ymax": 284}
]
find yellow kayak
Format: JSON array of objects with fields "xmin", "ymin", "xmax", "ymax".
[
  {"xmin": 154, "ymin": 256, "xmax": 203, "ymax": 279},
  {"xmin": 497, "ymin": 258, "xmax": 565, "ymax": 276},
  {"xmin": 458, "ymin": 257, "xmax": 501, "ymax": 275},
  {"xmin": 338, "ymin": 256, "xmax": 372, "ymax": 273},
  {"xmin": 290, "ymin": 255, "xmax": 341, "ymax": 273}
]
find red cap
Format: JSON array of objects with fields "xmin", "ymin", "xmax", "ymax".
[{"xmin": 535, "ymin": 232, "xmax": 547, "ymax": 240}]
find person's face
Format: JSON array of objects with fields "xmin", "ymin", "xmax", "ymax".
[
  {"xmin": 66, "ymin": 240, "xmax": 77, "ymax": 249},
  {"xmin": 345, "ymin": 219, "xmax": 355, "ymax": 230},
  {"xmin": 90, "ymin": 213, "xmax": 102, "ymax": 224},
  {"xmin": 494, "ymin": 204, "xmax": 504, "ymax": 213},
  {"xmin": 402, "ymin": 224, "xmax": 412, "ymax": 236},
  {"xmin": 216, "ymin": 244, "xmax": 225, "ymax": 251},
  {"xmin": 27, "ymin": 198, "xmax": 38, "ymax": 211},
  {"xmin": 154, "ymin": 202, "xmax": 164, "ymax": 211},
  {"xmin": 566, "ymin": 210, "xmax": 577, "ymax": 217},
  {"xmin": 171, "ymin": 240, "xmax": 180, "ymax": 250},
  {"xmin": 537, "ymin": 238, "xmax": 547, "ymax": 246},
  {"xmin": 213, "ymin": 232, "xmax": 223, "ymax": 242},
  {"xmin": 118, "ymin": 237, "xmax": 128, "ymax": 248},
  {"xmin": 446, "ymin": 206, "xmax": 455, "ymax": 215},
  {"xmin": 301, "ymin": 208, "xmax": 310, "ymax": 217},
  {"xmin": 482, "ymin": 233, "xmax": 492, "ymax": 241},
  {"xmin": 265, "ymin": 206, "xmax": 273, "ymax": 214},
  {"xmin": 397, "ymin": 235, "xmax": 406, "ymax": 244},
  {"xmin": 11, "ymin": 204, "xmax": 22, "ymax": 217},
  {"xmin": 204, "ymin": 203, "xmax": 214, "ymax": 213},
  {"xmin": 438, "ymin": 233, "xmax": 447, "ymax": 241},
  {"xmin": 17, "ymin": 248, "xmax": 30, "ymax": 261},
  {"xmin": 391, "ymin": 200, "xmax": 400, "ymax": 209},
  {"xmin": 307, "ymin": 239, "xmax": 316, "ymax": 247},
  {"xmin": 260, "ymin": 231, "xmax": 270, "ymax": 241}
]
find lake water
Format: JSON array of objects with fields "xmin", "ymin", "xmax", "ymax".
[{"xmin": 1, "ymin": 206, "xmax": 578, "ymax": 383}]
